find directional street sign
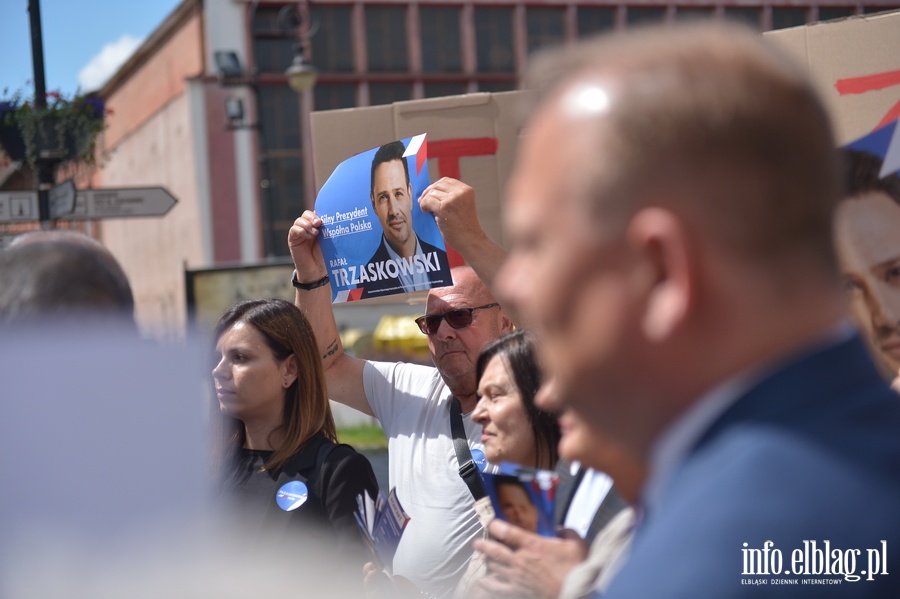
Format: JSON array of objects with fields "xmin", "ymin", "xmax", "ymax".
[
  {"xmin": 0, "ymin": 186, "xmax": 178, "ymax": 223},
  {"xmin": 66, "ymin": 187, "xmax": 178, "ymax": 220},
  {"xmin": 0, "ymin": 191, "xmax": 38, "ymax": 223},
  {"xmin": 49, "ymin": 180, "xmax": 77, "ymax": 219}
]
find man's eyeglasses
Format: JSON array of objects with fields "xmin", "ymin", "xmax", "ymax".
[{"xmin": 415, "ymin": 303, "xmax": 501, "ymax": 335}]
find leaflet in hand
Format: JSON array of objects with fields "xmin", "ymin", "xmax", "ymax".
[
  {"xmin": 314, "ymin": 133, "xmax": 453, "ymax": 303},
  {"xmin": 482, "ymin": 462, "xmax": 559, "ymax": 538},
  {"xmin": 355, "ymin": 487, "xmax": 410, "ymax": 573}
]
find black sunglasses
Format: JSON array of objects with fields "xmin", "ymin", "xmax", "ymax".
[{"xmin": 415, "ymin": 303, "xmax": 501, "ymax": 335}]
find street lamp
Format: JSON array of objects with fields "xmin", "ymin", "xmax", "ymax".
[
  {"xmin": 284, "ymin": 46, "xmax": 317, "ymax": 93},
  {"xmin": 280, "ymin": 1, "xmax": 319, "ymax": 210}
]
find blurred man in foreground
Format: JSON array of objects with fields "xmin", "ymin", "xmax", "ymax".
[{"xmin": 494, "ymin": 22, "xmax": 900, "ymax": 597}]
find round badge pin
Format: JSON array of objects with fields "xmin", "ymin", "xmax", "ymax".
[
  {"xmin": 276, "ymin": 481, "xmax": 309, "ymax": 511},
  {"xmin": 470, "ymin": 448, "xmax": 488, "ymax": 473}
]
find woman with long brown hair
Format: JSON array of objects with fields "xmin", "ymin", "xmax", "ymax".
[{"xmin": 211, "ymin": 298, "xmax": 378, "ymax": 562}]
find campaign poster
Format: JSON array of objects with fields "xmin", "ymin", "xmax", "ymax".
[
  {"xmin": 835, "ymin": 118, "xmax": 900, "ymax": 381},
  {"xmin": 314, "ymin": 133, "xmax": 453, "ymax": 303},
  {"xmin": 483, "ymin": 464, "xmax": 558, "ymax": 538}
]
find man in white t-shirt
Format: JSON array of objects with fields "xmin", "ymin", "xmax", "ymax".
[{"xmin": 288, "ymin": 198, "xmax": 513, "ymax": 597}]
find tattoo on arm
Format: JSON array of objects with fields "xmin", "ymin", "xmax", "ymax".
[{"xmin": 322, "ymin": 340, "xmax": 339, "ymax": 361}]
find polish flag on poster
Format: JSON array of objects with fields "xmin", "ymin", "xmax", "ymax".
[
  {"xmin": 314, "ymin": 133, "xmax": 452, "ymax": 303},
  {"xmin": 844, "ymin": 116, "xmax": 900, "ymax": 178}
]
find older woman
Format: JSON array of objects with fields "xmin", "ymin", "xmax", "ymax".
[
  {"xmin": 211, "ymin": 298, "xmax": 378, "ymax": 564},
  {"xmin": 465, "ymin": 339, "xmax": 636, "ymax": 599},
  {"xmin": 448, "ymin": 330, "xmax": 561, "ymax": 599},
  {"xmin": 472, "ymin": 329, "xmax": 560, "ymax": 470}
]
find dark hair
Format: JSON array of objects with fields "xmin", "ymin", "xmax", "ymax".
[
  {"xmin": 841, "ymin": 148, "xmax": 900, "ymax": 205},
  {"xmin": 476, "ymin": 329, "xmax": 560, "ymax": 469},
  {"xmin": 212, "ymin": 298, "xmax": 336, "ymax": 473},
  {"xmin": 0, "ymin": 238, "xmax": 134, "ymax": 325},
  {"xmin": 370, "ymin": 140, "xmax": 410, "ymax": 195}
]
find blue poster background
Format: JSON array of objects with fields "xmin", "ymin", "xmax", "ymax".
[
  {"xmin": 844, "ymin": 118, "xmax": 899, "ymax": 164},
  {"xmin": 314, "ymin": 134, "xmax": 450, "ymax": 302}
]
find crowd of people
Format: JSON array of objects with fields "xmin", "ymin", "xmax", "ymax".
[{"xmin": 2, "ymin": 19, "xmax": 900, "ymax": 599}]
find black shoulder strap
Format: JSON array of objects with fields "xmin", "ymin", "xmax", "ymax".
[
  {"xmin": 450, "ymin": 396, "xmax": 486, "ymax": 501},
  {"xmin": 311, "ymin": 439, "xmax": 341, "ymax": 504}
]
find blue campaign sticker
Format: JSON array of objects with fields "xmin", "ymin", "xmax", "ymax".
[
  {"xmin": 275, "ymin": 481, "xmax": 309, "ymax": 512},
  {"xmin": 471, "ymin": 448, "xmax": 488, "ymax": 473}
]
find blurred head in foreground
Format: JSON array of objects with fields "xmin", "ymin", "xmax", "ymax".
[
  {"xmin": 496, "ymin": 21, "xmax": 843, "ymax": 456},
  {"xmin": 0, "ymin": 230, "xmax": 135, "ymax": 328}
]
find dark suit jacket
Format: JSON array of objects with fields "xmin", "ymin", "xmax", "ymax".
[
  {"xmin": 358, "ymin": 235, "xmax": 451, "ymax": 299},
  {"xmin": 554, "ymin": 460, "xmax": 629, "ymax": 544},
  {"xmin": 603, "ymin": 334, "xmax": 900, "ymax": 598}
]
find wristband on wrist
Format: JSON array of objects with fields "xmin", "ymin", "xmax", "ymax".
[{"xmin": 291, "ymin": 269, "xmax": 330, "ymax": 290}]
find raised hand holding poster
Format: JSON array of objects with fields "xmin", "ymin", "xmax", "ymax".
[{"xmin": 314, "ymin": 133, "xmax": 453, "ymax": 303}]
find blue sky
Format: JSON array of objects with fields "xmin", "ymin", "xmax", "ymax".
[{"xmin": 1, "ymin": 0, "xmax": 183, "ymax": 100}]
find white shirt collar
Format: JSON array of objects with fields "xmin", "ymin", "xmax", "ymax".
[
  {"xmin": 384, "ymin": 235, "xmax": 421, "ymax": 261},
  {"xmin": 384, "ymin": 236, "xmax": 430, "ymax": 289}
]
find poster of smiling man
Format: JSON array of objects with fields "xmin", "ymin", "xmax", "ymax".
[{"xmin": 314, "ymin": 133, "xmax": 452, "ymax": 303}]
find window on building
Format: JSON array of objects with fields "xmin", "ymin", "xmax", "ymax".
[
  {"xmin": 578, "ymin": 7, "xmax": 616, "ymax": 35},
  {"xmin": 366, "ymin": 6, "xmax": 409, "ymax": 72},
  {"xmin": 477, "ymin": 80, "xmax": 517, "ymax": 93},
  {"xmin": 311, "ymin": 5, "xmax": 354, "ymax": 73},
  {"xmin": 723, "ymin": 7, "xmax": 762, "ymax": 29},
  {"xmin": 818, "ymin": 7, "xmax": 856, "ymax": 22},
  {"xmin": 424, "ymin": 82, "xmax": 468, "ymax": 98},
  {"xmin": 253, "ymin": 39, "xmax": 294, "ymax": 74},
  {"xmin": 627, "ymin": 7, "xmax": 667, "ymax": 26},
  {"xmin": 771, "ymin": 7, "xmax": 809, "ymax": 29},
  {"xmin": 527, "ymin": 7, "xmax": 565, "ymax": 55},
  {"xmin": 314, "ymin": 84, "xmax": 357, "ymax": 111},
  {"xmin": 676, "ymin": 7, "xmax": 716, "ymax": 22},
  {"xmin": 264, "ymin": 156, "xmax": 304, "ymax": 255},
  {"xmin": 252, "ymin": 6, "xmax": 282, "ymax": 33},
  {"xmin": 475, "ymin": 7, "xmax": 515, "ymax": 73},
  {"xmin": 421, "ymin": 7, "xmax": 463, "ymax": 73},
  {"xmin": 258, "ymin": 87, "xmax": 299, "ymax": 159},
  {"xmin": 370, "ymin": 83, "xmax": 412, "ymax": 106},
  {"xmin": 252, "ymin": 6, "xmax": 295, "ymax": 75},
  {"xmin": 256, "ymin": 85, "xmax": 305, "ymax": 256}
]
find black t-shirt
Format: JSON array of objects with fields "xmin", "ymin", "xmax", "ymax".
[{"xmin": 223, "ymin": 432, "xmax": 379, "ymax": 577}]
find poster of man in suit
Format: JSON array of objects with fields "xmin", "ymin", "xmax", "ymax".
[{"xmin": 315, "ymin": 133, "xmax": 452, "ymax": 303}]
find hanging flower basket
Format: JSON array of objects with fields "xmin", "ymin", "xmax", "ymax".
[
  {"xmin": 0, "ymin": 87, "xmax": 108, "ymax": 168},
  {"xmin": 0, "ymin": 113, "xmax": 27, "ymax": 160}
]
